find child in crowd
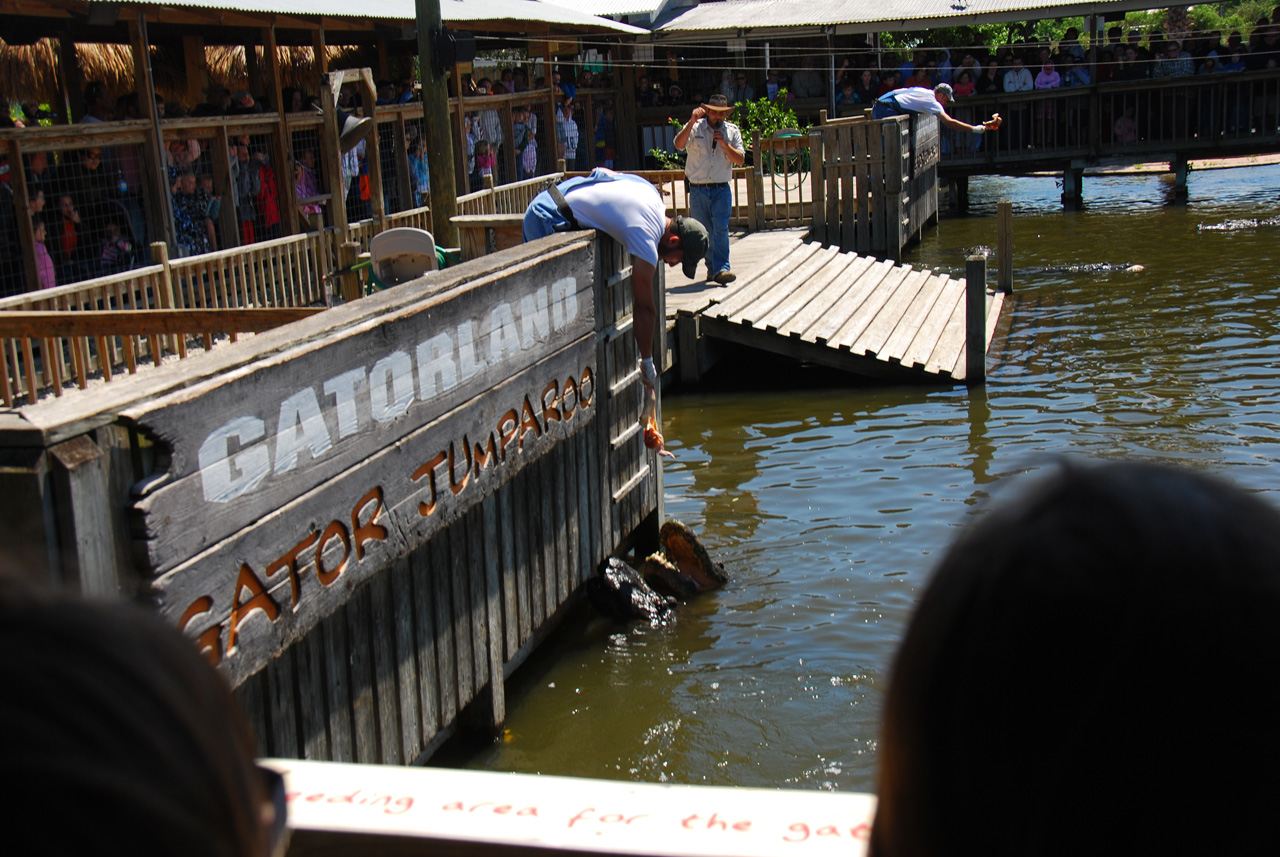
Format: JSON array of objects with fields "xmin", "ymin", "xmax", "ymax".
[
  {"xmin": 55, "ymin": 193, "xmax": 84, "ymax": 283},
  {"xmin": 173, "ymin": 168, "xmax": 214, "ymax": 255},
  {"xmin": 294, "ymin": 148, "xmax": 323, "ymax": 220},
  {"xmin": 513, "ymin": 107, "xmax": 531, "ymax": 181},
  {"xmin": 408, "ymin": 137, "xmax": 430, "ymax": 206},
  {"xmin": 556, "ymin": 96, "xmax": 579, "ymax": 169},
  {"xmin": 465, "ymin": 116, "xmax": 481, "ymax": 192},
  {"xmin": 99, "ymin": 220, "xmax": 132, "ymax": 272},
  {"xmin": 32, "ymin": 217, "xmax": 55, "ymax": 289},
  {"xmin": 953, "ymin": 70, "xmax": 976, "ymax": 97},
  {"xmin": 1114, "ymin": 105, "xmax": 1138, "ymax": 143},
  {"xmin": 474, "ymin": 139, "xmax": 495, "ymax": 186}
]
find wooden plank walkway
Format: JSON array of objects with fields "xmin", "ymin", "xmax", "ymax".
[{"xmin": 665, "ymin": 229, "xmax": 1005, "ymax": 383}]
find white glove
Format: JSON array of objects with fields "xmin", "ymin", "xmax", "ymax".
[{"xmin": 640, "ymin": 357, "xmax": 657, "ymax": 387}]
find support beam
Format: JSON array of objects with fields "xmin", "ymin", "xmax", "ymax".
[
  {"xmin": 183, "ymin": 35, "xmax": 208, "ymax": 108},
  {"xmin": 997, "ymin": 199, "xmax": 1014, "ymax": 295},
  {"xmin": 319, "ymin": 76, "xmax": 349, "ymax": 235},
  {"xmin": 7, "ymin": 139, "xmax": 42, "ymax": 293},
  {"xmin": 1172, "ymin": 156, "xmax": 1190, "ymax": 202},
  {"xmin": 262, "ymin": 25, "xmax": 300, "ymax": 236},
  {"xmin": 312, "ymin": 28, "xmax": 329, "ymax": 76},
  {"xmin": 129, "ymin": 12, "xmax": 176, "ymax": 250},
  {"xmin": 615, "ymin": 43, "xmax": 639, "ymax": 170},
  {"xmin": 416, "ymin": 0, "xmax": 459, "ymax": 246},
  {"xmin": 965, "ymin": 254, "xmax": 988, "ymax": 386},
  {"xmin": 1061, "ymin": 166, "xmax": 1084, "ymax": 210},
  {"xmin": 57, "ymin": 32, "xmax": 83, "ymax": 123}
]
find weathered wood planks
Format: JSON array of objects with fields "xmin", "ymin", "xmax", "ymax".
[
  {"xmin": 1, "ymin": 229, "xmax": 665, "ymax": 768},
  {"xmin": 698, "ymin": 233, "xmax": 1006, "ymax": 385}
]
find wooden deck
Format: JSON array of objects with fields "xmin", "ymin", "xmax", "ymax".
[{"xmin": 665, "ymin": 229, "xmax": 1005, "ymax": 384}]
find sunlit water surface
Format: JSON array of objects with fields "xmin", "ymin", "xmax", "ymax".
[{"xmin": 443, "ymin": 164, "xmax": 1280, "ymax": 793}]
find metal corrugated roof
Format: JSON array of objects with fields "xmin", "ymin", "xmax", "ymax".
[
  {"xmin": 146, "ymin": 0, "xmax": 647, "ymax": 33},
  {"xmin": 656, "ymin": 0, "xmax": 1185, "ymax": 36},
  {"xmin": 532, "ymin": 0, "xmax": 668, "ymax": 18}
]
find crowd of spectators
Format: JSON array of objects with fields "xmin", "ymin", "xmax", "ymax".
[{"xmin": 0, "ymin": 76, "xmax": 430, "ymax": 295}]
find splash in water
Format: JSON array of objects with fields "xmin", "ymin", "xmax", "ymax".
[{"xmin": 1198, "ymin": 215, "xmax": 1280, "ymax": 232}]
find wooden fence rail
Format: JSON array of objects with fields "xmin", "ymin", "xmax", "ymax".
[{"xmin": 810, "ymin": 113, "xmax": 939, "ymax": 261}]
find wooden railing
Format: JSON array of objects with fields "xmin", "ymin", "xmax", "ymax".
[
  {"xmin": 940, "ymin": 67, "xmax": 1280, "ymax": 168},
  {"xmin": 0, "ymin": 228, "xmax": 339, "ymax": 406},
  {"xmin": 347, "ymin": 205, "xmax": 434, "ymax": 253},
  {"xmin": 750, "ymin": 132, "xmax": 814, "ymax": 229},
  {"xmin": 810, "ymin": 113, "xmax": 939, "ymax": 261},
  {"xmin": 458, "ymin": 174, "xmax": 558, "ymax": 216}
]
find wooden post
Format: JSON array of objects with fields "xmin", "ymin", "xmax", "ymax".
[
  {"xmin": 965, "ymin": 255, "xmax": 987, "ymax": 386},
  {"xmin": 57, "ymin": 32, "xmax": 83, "ymax": 123},
  {"xmin": 263, "ymin": 25, "xmax": 300, "ymax": 236},
  {"xmin": 1173, "ymin": 156, "xmax": 1190, "ymax": 202},
  {"xmin": 748, "ymin": 129, "xmax": 761, "ymax": 232},
  {"xmin": 416, "ymin": 0, "xmax": 460, "ymax": 247},
  {"xmin": 319, "ymin": 75, "xmax": 349, "ymax": 234},
  {"xmin": 376, "ymin": 38, "xmax": 390, "ymax": 79},
  {"xmin": 810, "ymin": 128, "xmax": 825, "ymax": 241},
  {"xmin": 615, "ymin": 44, "xmax": 639, "ymax": 170},
  {"xmin": 129, "ymin": 13, "xmax": 176, "ymax": 250},
  {"xmin": 151, "ymin": 241, "xmax": 182, "ymax": 355},
  {"xmin": 1061, "ymin": 166, "xmax": 1084, "ymax": 210},
  {"xmin": 542, "ymin": 33, "xmax": 558, "ymax": 176},
  {"xmin": 0, "ymin": 441, "xmax": 60, "ymax": 582},
  {"xmin": 393, "ymin": 111, "xmax": 412, "ymax": 213},
  {"xmin": 212, "ymin": 128, "xmax": 240, "ymax": 248},
  {"xmin": 312, "ymin": 28, "xmax": 329, "ymax": 76},
  {"xmin": 8, "ymin": 139, "xmax": 41, "ymax": 293},
  {"xmin": 357, "ymin": 69, "xmax": 388, "ymax": 229},
  {"xmin": 183, "ymin": 35, "xmax": 208, "ymax": 108},
  {"xmin": 997, "ymin": 199, "xmax": 1013, "ymax": 294},
  {"xmin": 337, "ymin": 240, "xmax": 361, "ymax": 303},
  {"xmin": 50, "ymin": 435, "xmax": 120, "ymax": 597}
]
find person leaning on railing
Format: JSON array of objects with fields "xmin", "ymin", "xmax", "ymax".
[{"xmin": 872, "ymin": 83, "xmax": 1002, "ymax": 137}]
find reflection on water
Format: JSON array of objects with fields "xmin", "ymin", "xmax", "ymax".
[{"xmin": 447, "ymin": 164, "xmax": 1280, "ymax": 793}]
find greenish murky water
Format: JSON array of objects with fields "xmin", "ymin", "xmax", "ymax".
[{"xmin": 444, "ymin": 164, "xmax": 1280, "ymax": 793}]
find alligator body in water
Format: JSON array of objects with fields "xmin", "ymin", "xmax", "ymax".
[
  {"xmin": 1197, "ymin": 215, "xmax": 1280, "ymax": 232},
  {"xmin": 963, "ymin": 247, "xmax": 1145, "ymax": 276},
  {"xmin": 587, "ymin": 521, "xmax": 728, "ymax": 626}
]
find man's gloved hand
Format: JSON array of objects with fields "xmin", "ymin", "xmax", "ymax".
[{"xmin": 640, "ymin": 357, "xmax": 657, "ymax": 388}]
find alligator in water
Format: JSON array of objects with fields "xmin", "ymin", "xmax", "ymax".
[
  {"xmin": 964, "ymin": 247, "xmax": 1145, "ymax": 275},
  {"xmin": 1197, "ymin": 215, "xmax": 1280, "ymax": 232},
  {"xmin": 586, "ymin": 521, "xmax": 729, "ymax": 626}
]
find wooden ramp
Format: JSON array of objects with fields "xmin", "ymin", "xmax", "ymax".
[{"xmin": 669, "ymin": 230, "xmax": 1005, "ymax": 384}]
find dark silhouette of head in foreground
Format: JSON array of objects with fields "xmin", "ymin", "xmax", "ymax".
[
  {"xmin": 0, "ymin": 580, "xmax": 274, "ymax": 856},
  {"xmin": 871, "ymin": 461, "xmax": 1280, "ymax": 857}
]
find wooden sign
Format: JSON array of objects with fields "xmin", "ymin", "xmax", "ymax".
[
  {"xmin": 126, "ymin": 243, "xmax": 595, "ymax": 578},
  {"xmin": 157, "ymin": 335, "xmax": 596, "ymax": 687},
  {"xmin": 265, "ymin": 758, "xmax": 876, "ymax": 857},
  {"xmin": 126, "ymin": 241, "xmax": 600, "ymax": 685}
]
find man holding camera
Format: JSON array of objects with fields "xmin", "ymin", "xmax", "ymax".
[{"xmin": 674, "ymin": 94, "xmax": 744, "ymax": 285}]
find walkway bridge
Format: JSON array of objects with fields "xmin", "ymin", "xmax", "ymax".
[
  {"xmin": 666, "ymin": 230, "xmax": 1004, "ymax": 387},
  {"xmin": 936, "ymin": 68, "xmax": 1280, "ymax": 205}
]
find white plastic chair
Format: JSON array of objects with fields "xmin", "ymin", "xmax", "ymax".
[{"xmin": 368, "ymin": 227, "xmax": 437, "ymax": 287}]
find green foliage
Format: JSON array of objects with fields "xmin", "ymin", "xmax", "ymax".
[
  {"xmin": 737, "ymin": 92, "xmax": 807, "ymax": 146},
  {"xmin": 649, "ymin": 147, "xmax": 686, "ymax": 169}
]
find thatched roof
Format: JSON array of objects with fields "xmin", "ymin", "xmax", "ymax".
[{"xmin": 0, "ymin": 38, "xmax": 365, "ymax": 111}]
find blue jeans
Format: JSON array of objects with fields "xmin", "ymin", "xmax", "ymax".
[
  {"xmin": 690, "ymin": 183, "xmax": 731, "ymax": 276},
  {"xmin": 872, "ymin": 100, "xmax": 906, "ymax": 120},
  {"xmin": 522, "ymin": 189, "xmax": 566, "ymax": 241}
]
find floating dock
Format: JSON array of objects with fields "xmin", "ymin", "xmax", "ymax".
[{"xmin": 666, "ymin": 229, "xmax": 1006, "ymax": 384}]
